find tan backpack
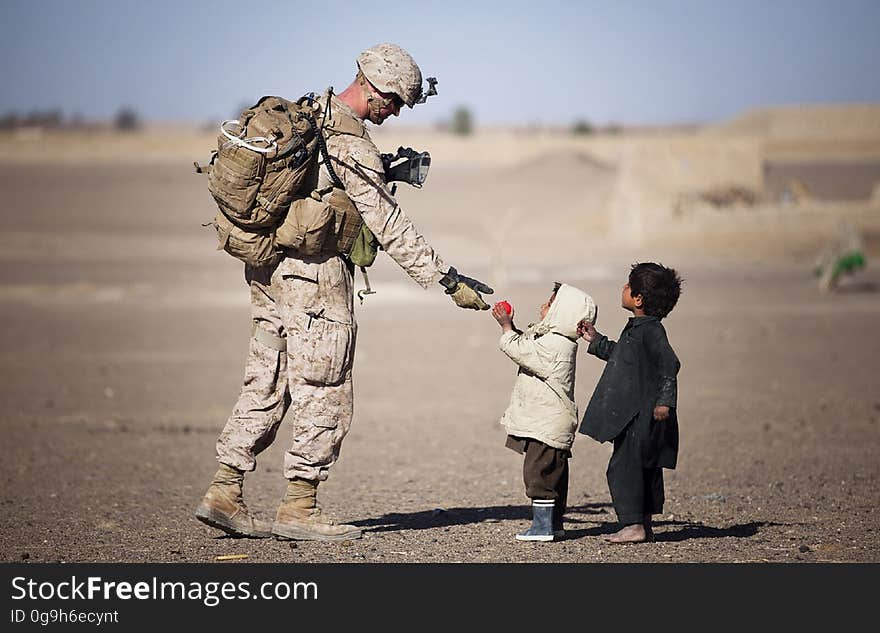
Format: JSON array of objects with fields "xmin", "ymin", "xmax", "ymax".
[
  {"xmin": 195, "ymin": 95, "xmax": 379, "ymax": 267},
  {"xmin": 196, "ymin": 95, "xmax": 325, "ymax": 267},
  {"xmin": 196, "ymin": 93, "xmax": 379, "ymax": 270}
]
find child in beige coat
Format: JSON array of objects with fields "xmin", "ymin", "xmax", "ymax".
[{"xmin": 492, "ymin": 282, "xmax": 597, "ymax": 541}]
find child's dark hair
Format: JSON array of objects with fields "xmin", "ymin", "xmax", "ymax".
[{"xmin": 628, "ymin": 263, "xmax": 682, "ymax": 319}]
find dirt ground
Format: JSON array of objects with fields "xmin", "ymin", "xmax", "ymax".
[{"xmin": 0, "ymin": 130, "xmax": 878, "ymax": 564}]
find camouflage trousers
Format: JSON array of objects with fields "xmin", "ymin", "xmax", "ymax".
[{"xmin": 216, "ymin": 254, "xmax": 357, "ymax": 481}]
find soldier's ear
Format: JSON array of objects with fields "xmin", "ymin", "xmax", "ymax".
[{"xmin": 633, "ymin": 293, "xmax": 643, "ymax": 307}]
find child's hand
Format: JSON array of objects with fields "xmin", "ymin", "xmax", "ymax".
[
  {"xmin": 577, "ymin": 319, "xmax": 599, "ymax": 342},
  {"xmin": 653, "ymin": 405, "xmax": 670, "ymax": 421},
  {"xmin": 491, "ymin": 302, "xmax": 514, "ymax": 331}
]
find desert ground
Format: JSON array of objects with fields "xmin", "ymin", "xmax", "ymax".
[{"xmin": 0, "ymin": 105, "xmax": 878, "ymax": 563}]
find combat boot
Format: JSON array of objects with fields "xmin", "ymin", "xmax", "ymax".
[
  {"xmin": 515, "ymin": 499, "xmax": 555, "ymax": 542},
  {"xmin": 195, "ymin": 463, "xmax": 271, "ymax": 538},
  {"xmin": 272, "ymin": 478, "xmax": 362, "ymax": 541}
]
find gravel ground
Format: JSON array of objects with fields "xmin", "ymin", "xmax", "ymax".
[{"xmin": 1, "ymin": 163, "xmax": 878, "ymax": 564}]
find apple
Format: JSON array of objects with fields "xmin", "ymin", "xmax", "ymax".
[{"xmin": 496, "ymin": 300, "xmax": 512, "ymax": 315}]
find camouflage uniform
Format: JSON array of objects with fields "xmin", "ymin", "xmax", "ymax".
[{"xmin": 216, "ymin": 94, "xmax": 447, "ymax": 481}]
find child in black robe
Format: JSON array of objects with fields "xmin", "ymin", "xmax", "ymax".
[{"xmin": 578, "ymin": 262, "xmax": 683, "ymax": 543}]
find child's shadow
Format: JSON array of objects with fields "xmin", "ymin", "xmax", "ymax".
[
  {"xmin": 356, "ymin": 504, "xmax": 780, "ymax": 544},
  {"xmin": 654, "ymin": 520, "xmax": 777, "ymax": 542},
  {"xmin": 355, "ymin": 502, "xmax": 612, "ymax": 533},
  {"xmin": 565, "ymin": 518, "xmax": 781, "ymax": 542}
]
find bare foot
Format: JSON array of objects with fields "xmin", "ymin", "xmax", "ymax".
[{"xmin": 604, "ymin": 524, "xmax": 650, "ymax": 544}]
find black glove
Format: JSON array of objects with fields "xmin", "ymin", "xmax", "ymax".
[{"xmin": 439, "ymin": 267, "xmax": 494, "ymax": 310}]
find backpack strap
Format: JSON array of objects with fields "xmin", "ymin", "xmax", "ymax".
[
  {"xmin": 323, "ymin": 114, "xmax": 368, "ymax": 139},
  {"xmin": 316, "ymin": 93, "xmax": 368, "ymax": 139}
]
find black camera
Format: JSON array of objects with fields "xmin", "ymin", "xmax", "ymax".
[{"xmin": 381, "ymin": 147, "xmax": 431, "ymax": 187}]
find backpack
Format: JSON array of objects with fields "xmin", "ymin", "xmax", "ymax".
[{"xmin": 196, "ymin": 93, "xmax": 379, "ymax": 269}]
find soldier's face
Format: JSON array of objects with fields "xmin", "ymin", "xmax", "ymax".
[
  {"xmin": 370, "ymin": 86, "xmax": 403, "ymax": 124},
  {"xmin": 377, "ymin": 96, "xmax": 402, "ymax": 124}
]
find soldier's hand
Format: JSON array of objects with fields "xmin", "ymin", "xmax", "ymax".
[
  {"xmin": 448, "ymin": 281, "xmax": 492, "ymax": 310},
  {"xmin": 653, "ymin": 405, "xmax": 671, "ymax": 421},
  {"xmin": 439, "ymin": 267, "xmax": 494, "ymax": 311}
]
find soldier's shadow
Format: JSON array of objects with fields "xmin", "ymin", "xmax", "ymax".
[{"xmin": 355, "ymin": 502, "xmax": 613, "ymax": 533}]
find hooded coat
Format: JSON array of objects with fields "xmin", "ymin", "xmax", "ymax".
[{"xmin": 499, "ymin": 284, "xmax": 597, "ymax": 450}]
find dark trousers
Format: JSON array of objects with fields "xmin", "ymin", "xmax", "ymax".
[
  {"xmin": 506, "ymin": 435, "xmax": 569, "ymax": 519},
  {"xmin": 607, "ymin": 421, "xmax": 665, "ymax": 525}
]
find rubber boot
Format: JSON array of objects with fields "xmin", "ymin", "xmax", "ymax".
[
  {"xmin": 272, "ymin": 478, "xmax": 362, "ymax": 541},
  {"xmin": 195, "ymin": 463, "xmax": 271, "ymax": 538},
  {"xmin": 515, "ymin": 499, "xmax": 555, "ymax": 542},
  {"xmin": 553, "ymin": 498, "xmax": 566, "ymax": 540}
]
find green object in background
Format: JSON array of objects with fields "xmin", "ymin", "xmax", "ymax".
[
  {"xmin": 814, "ymin": 250, "xmax": 866, "ymax": 278},
  {"xmin": 832, "ymin": 251, "xmax": 866, "ymax": 277},
  {"xmin": 815, "ymin": 248, "xmax": 867, "ymax": 293}
]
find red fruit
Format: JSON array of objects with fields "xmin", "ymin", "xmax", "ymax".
[{"xmin": 496, "ymin": 300, "xmax": 512, "ymax": 315}]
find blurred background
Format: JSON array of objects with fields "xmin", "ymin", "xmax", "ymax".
[
  {"xmin": 2, "ymin": 0, "xmax": 879, "ymax": 266},
  {"xmin": 1, "ymin": 0, "xmax": 878, "ymax": 563}
]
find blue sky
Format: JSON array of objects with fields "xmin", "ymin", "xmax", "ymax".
[{"xmin": 1, "ymin": 0, "xmax": 879, "ymax": 126}]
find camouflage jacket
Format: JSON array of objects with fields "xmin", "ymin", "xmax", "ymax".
[{"xmin": 315, "ymin": 93, "xmax": 447, "ymax": 289}]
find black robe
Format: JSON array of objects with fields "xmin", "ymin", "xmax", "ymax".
[{"xmin": 578, "ymin": 316, "xmax": 680, "ymax": 469}]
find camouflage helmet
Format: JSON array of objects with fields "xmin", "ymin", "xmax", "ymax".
[{"xmin": 357, "ymin": 43, "xmax": 423, "ymax": 108}]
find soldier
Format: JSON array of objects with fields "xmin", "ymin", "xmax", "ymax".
[{"xmin": 195, "ymin": 43, "xmax": 493, "ymax": 541}]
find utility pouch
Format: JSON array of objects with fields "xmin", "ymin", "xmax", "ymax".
[
  {"xmin": 326, "ymin": 187, "xmax": 379, "ymax": 267},
  {"xmin": 348, "ymin": 224, "xmax": 379, "ymax": 268},
  {"xmin": 294, "ymin": 312, "xmax": 354, "ymax": 386},
  {"xmin": 207, "ymin": 140, "xmax": 265, "ymax": 223},
  {"xmin": 211, "ymin": 213, "xmax": 281, "ymax": 268},
  {"xmin": 274, "ymin": 193, "xmax": 334, "ymax": 257}
]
